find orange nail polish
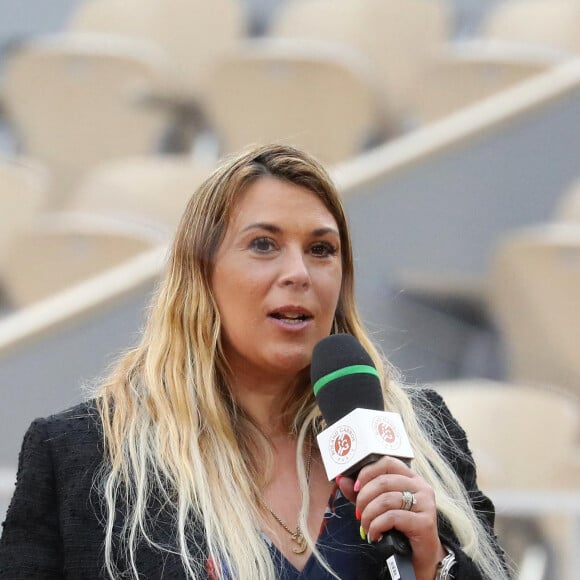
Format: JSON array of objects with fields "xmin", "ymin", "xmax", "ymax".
[{"xmin": 355, "ymin": 508, "xmax": 361, "ymax": 520}]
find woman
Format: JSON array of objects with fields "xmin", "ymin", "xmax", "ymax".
[{"xmin": 0, "ymin": 144, "xmax": 508, "ymax": 579}]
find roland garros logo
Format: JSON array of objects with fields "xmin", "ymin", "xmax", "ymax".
[
  {"xmin": 329, "ymin": 425, "xmax": 357, "ymax": 464},
  {"xmin": 373, "ymin": 416, "xmax": 402, "ymax": 451}
]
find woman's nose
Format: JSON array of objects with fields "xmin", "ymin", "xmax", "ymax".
[{"xmin": 279, "ymin": 249, "xmax": 311, "ymax": 288}]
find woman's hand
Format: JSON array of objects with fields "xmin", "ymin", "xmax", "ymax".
[{"xmin": 337, "ymin": 456, "xmax": 446, "ymax": 580}]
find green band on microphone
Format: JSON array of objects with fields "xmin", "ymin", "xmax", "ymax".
[{"xmin": 313, "ymin": 364, "xmax": 380, "ymax": 396}]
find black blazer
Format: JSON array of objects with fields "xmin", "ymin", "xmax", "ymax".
[{"xmin": 0, "ymin": 391, "xmax": 505, "ymax": 579}]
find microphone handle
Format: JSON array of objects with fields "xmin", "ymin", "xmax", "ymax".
[
  {"xmin": 374, "ymin": 529, "xmax": 415, "ymax": 580},
  {"xmin": 378, "ymin": 549, "xmax": 416, "ymax": 580},
  {"xmin": 345, "ymin": 455, "xmax": 416, "ymax": 580}
]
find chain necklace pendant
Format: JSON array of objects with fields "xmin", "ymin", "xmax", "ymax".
[
  {"xmin": 291, "ymin": 528, "xmax": 307, "ymax": 554},
  {"xmin": 261, "ymin": 438, "xmax": 313, "ymax": 556}
]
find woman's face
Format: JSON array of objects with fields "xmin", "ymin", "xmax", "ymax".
[{"xmin": 212, "ymin": 176, "xmax": 343, "ymax": 384}]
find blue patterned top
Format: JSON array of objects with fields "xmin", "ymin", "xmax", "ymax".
[{"xmin": 263, "ymin": 486, "xmax": 382, "ymax": 579}]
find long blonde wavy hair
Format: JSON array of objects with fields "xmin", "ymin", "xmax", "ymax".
[{"xmin": 95, "ymin": 144, "xmax": 506, "ymax": 579}]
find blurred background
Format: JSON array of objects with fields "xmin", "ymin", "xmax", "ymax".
[{"xmin": 0, "ymin": 1, "xmax": 579, "ymax": 578}]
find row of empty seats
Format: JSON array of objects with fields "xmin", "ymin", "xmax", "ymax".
[
  {"xmin": 0, "ymin": 0, "xmax": 569, "ymax": 210},
  {"xmin": 0, "ymin": 154, "xmax": 213, "ymax": 311},
  {"xmin": 0, "ymin": 34, "xmax": 395, "ymax": 206}
]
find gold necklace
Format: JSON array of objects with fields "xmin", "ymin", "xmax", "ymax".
[{"xmin": 261, "ymin": 440, "xmax": 312, "ymax": 555}]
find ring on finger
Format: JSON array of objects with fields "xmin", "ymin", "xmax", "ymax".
[{"xmin": 400, "ymin": 490, "xmax": 416, "ymax": 511}]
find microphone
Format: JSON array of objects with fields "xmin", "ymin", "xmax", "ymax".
[{"xmin": 311, "ymin": 334, "xmax": 416, "ymax": 580}]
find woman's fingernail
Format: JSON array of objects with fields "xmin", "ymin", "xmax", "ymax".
[
  {"xmin": 367, "ymin": 532, "xmax": 383, "ymax": 544},
  {"xmin": 355, "ymin": 508, "xmax": 361, "ymax": 520},
  {"xmin": 354, "ymin": 480, "xmax": 361, "ymax": 493},
  {"xmin": 359, "ymin": 526, "xmax": 366, "ymax": 541},
  {"xmin": 335, "ymin": 474, "xmax": 343, "ymax": 484}
]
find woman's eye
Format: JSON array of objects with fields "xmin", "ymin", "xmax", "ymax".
[
  {"xmin": 311, "ymin": 242, "xmax": 338, "ymax": 257},
  {"xmin": 250, "ymin": 237, "xmax": 276, "ymax": 253}
]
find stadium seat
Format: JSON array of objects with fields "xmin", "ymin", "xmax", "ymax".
[
  {"xmin": 270, "ymin": 0, "xmax": 451, "ymax": 120},
  {"xmin": 435, "ymin": 379, "xmax": 580, "ymax": 580},
  {"xmin": 409, "ymin": 40, "xmax": 560, "ymax": 123},
  {"xmin": 67, "ymin": 155, "xmax": 214, "ymax": 233},
  {"xmin": 0, "ymin": 211, "xmax": 164, "ymax": 308},
  {"xmin": 1, "ymin": 34, "xmax": 174, "ymax": 207},
  {"xmin": 0, "ymin": 157, "xmax": 47, "ymax": 269},
  {"xmin": 69, "ymin": 0, "xmax": 245, "ymax": 102},
  {"xmin": 489, "ymin": 224, "xmax": 580, "ymax": 399},
  {"xmin": 202, "ymin": 39, "xmax": 393, "ymax": 164},
  {"xmin": 554, "ymin": 177, "xmax": 580, "ymax": 222},
  {"xmin": 482, "ymin": 0, "xmax": 580, "ymax": 54}
]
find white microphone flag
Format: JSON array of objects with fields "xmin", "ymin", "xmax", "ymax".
[{"xmin": 317, "ymin": 409, "xmax": 414, "ymax": 481}]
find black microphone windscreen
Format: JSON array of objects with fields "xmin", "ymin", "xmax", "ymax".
[{"xmin": 311, "ymin": 334, "xmax": 384, "ymax": 426}]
